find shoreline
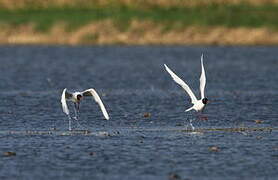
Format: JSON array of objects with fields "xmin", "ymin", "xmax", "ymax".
[{"xmin": 1, "ymin": 22, "xmax": 278, "ymax": 46}]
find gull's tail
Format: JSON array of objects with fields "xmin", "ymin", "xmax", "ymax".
[{"xmin": 185, "ymin": 106, "xmax": 194, "ymax": 112}]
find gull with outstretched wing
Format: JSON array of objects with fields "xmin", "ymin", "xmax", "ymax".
[
  {"xmin": 164, "ymin": 54, "xmax": 209, "ymax": 113},
  {"xmin": 61, "ymin": 88, "xmax": 109, "ymax": 130}
]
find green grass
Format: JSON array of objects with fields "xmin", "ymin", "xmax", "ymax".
[{"xmin": 1, "ymin": 3, "xmax": 278, "ymax": 32}]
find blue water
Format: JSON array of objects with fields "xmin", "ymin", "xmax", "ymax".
[{"xmin": 0, "ymin": 46, "xmax": 277, "ymax": 180}]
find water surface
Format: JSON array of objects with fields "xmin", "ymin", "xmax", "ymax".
[{"xmin": 0, "ymin": 46, "xmax": 277, "ymax": 180}]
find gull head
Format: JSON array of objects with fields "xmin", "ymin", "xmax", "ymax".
[
  {"xmin": 202, "ymin": 98, "xmax": 208, "ymax": 105},
  {"xmin": 76, "ymin": 94, "xmax": 83, "ymax": 102}
]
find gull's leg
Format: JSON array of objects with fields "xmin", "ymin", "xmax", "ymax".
[
  {"xmin": 189, "ymin": 118, "xmax": 195, "ymax": 131},
  {"xmin": 68, "ymin": 114, "xmax": 72, "ymax": 131},
  {"xmin": 186, "ymin": 113, "xmax": 195, "ymax": 131},
  {"xmin": 77, "ymin": 103, "xmax": 80, "ymax": 116},
  {"xmin": 196, "ymin": 111, "xmax": 201, "ymax": 119},
  {"xmin": 65, "ymin": 103, "xmax": 72, "ymax": 131},
  {"xmin": 73, "ymin": 103, "xmax": 78, "ymax": 120},
  {"xmin": 73, "ymin": 103, "xmax": 85, "ymax": 129}
]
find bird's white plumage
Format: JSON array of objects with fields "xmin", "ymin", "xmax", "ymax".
[
  {"xmin": 164, "ymin": 55, "xmax": 207, "ymax": 112},
  {"xmin": 82, "ymin": 89, "xmax": 110, "ymax": 120},
  {"xmin": 61, "ymin": 88, "xmax": 109, "ymax": 120},
  {"xmin": 199, "ymin": 54, "xmax": 206, "ymax": 99},
  {"xmin": 164, "ymin": 64, "xmax": 197, "ymax": 104},
  {"xmin": 61, "ymin": 88, "xmax": 69, "ymax": 115},
  {"xmin": 61, "ymin": 88, "xmax": 109, "ymax": 130}
]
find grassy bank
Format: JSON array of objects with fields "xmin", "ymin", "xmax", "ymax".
[
  {"xmin": 1, "ymin": 3, "xmax": 278, "ymax": 31},
  {"xmin": 1, "ymin": 1, "xmax": 278, "ymax": 45}
]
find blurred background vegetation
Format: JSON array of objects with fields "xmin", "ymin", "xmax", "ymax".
[{"xmin": 0, "ymin": 0, "xmax": 278, "ymax": 45}]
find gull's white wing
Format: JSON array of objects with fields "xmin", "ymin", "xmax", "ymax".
[
  {"xmin": 199, "ymin": 54, "xmax": 206, "ymax": 99},
  {"xmin": 61, "ymin": 88, "xmax": 70, "ymax": 115},
  {"xmin": 82, "ymin": 89, "xmax": 109, "ymax": 120},
  {"xmin": 164, "ymin": 64, "xmax": 197, "ymax": 103}
]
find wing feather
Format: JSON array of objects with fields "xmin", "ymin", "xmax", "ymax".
[
  {"xmin": 82, "ymin": 89, "xmax": 109, "ymax": 120},
  {"xmin": 164, "ymin": 64, "xmax": 197, "ymax": 103},
  {"xmin": 199, "ymin": 54, "xmax": 206, "ymax": 99},
  {"xmin": 61, "ymin": 88, "xmax": 70, "ymax": 115},
  {"xmin": 65, "ymin": 90, "xmax": 72, "ymax": 99}
]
